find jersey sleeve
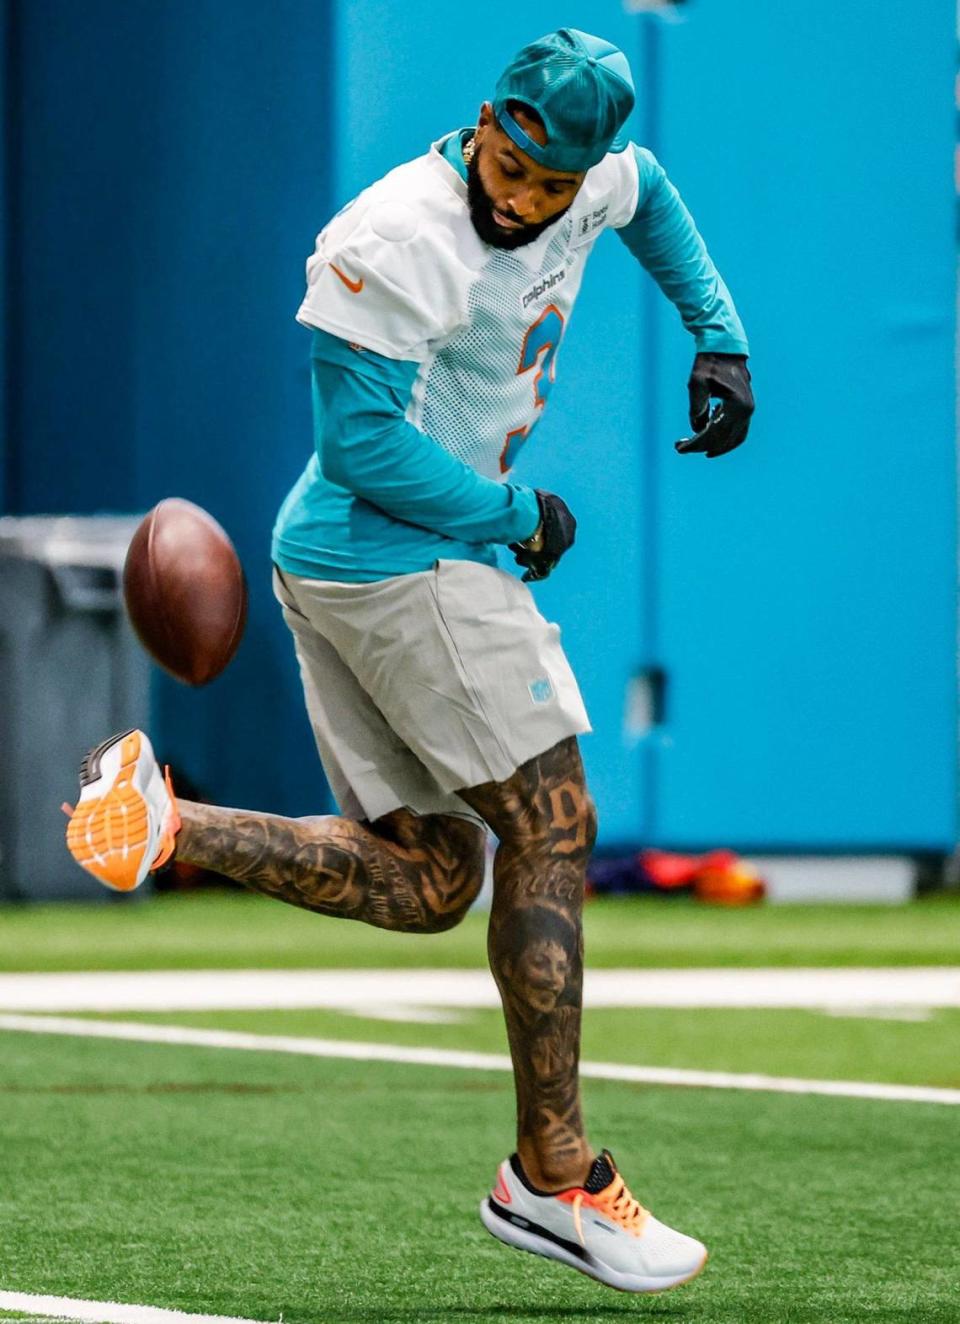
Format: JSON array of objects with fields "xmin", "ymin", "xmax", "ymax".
[
  {"xmin": 615, "ymin": 145, "xmax": 749, "ymax": 356},
  {"xmin": 599, "ymin": 147, "xmax": 641, "ymax": 230},
  {"xmin": 296, "ymin": 194, "xmax": 460, "ymax": 362},
  {"xmin": 569, "ymin": 149, "xmax": 641, "ymax": 241}
]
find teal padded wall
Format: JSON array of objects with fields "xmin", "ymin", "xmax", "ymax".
[{"xmin": 645, "ymin": 1, "xmax": 957, "ymax": 849}]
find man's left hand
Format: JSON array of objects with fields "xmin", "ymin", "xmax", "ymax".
[
  {"xmin": 675, "ymin": 353, "xmax": 754, "ymax": 459},
  {"xmin": 510, "ymin": 490, "xmax": 577, "ymax": 583}
]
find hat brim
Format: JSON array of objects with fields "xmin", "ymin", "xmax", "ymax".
[
  {"xmin": 607, "ymin": 127, "xmax": 630, "ymax": 155},
  {"xmin": 499, "ymin": 107, "xmax": 631, "ymax": 172}
]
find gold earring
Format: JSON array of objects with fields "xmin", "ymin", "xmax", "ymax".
[{"xmin": 463, "ymin": 135, "xmax": 476, "ymax": 164}]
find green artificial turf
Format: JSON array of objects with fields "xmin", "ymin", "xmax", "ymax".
[
  {"xmin": 0, "ymin": 1316, "xmax": 63, "ymax": 1322},
  {"xmin": 1, "ymin": 1028, "xmax": 957, "ymax": 1324},
  {"xmin": 0, "ymin": 1316, "xmax": 62, "ymax": 1322},
  {"xmin": 2, "ymin": 890, "xmax": 959, "ymax": 971},
  {"xmin": 4, "ymin": 891, "xmax": 958, "ymax": 1321},
  {"xmin": 103, "ymin": 1004, "xmax": 960, "ymax": 1090}
]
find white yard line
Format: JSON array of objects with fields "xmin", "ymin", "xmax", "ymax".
[
  {"xmin": 0, "ymin": 967, "xmax": 957, "ymax": 1013},
  {"xmin": 1, "ymin": 1013, "xmax": 957, "ymax": 1107},
  {"xmin": 0, "ymin": 1288, "xmax": 269, "ymax": 1324}
]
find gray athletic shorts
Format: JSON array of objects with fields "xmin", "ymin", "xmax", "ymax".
[{"xmin": 273, "ymin": 560, "xmax": 591, "ymax": 825}]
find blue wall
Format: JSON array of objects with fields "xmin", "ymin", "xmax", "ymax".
[
  {"xmin": 0, "ymin": 0, "xmax": 6, "ymax": 514},
  {"xmin": 5, "ymin": 0, "xmax": 334, "ymax": 814}
]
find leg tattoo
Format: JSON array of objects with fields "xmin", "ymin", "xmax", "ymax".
[
  {"xmin": 459, "ymin": 737, "xmax": 597, "ymax": 1191},
  {"xmin": 175, "ymin": 802, "xmax": 485, "ymax": 934}
]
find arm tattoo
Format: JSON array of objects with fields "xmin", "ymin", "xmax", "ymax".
[
  {"xmin": 459, "ymin": 738, "xmax": 597, "ymax": 1189},
  {"xmin": 174, "ymin": 803, "xmax": 485, "ymax": 935}
]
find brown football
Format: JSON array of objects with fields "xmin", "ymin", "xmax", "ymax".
[{"xmin": 123, "ymin": 498, "xmax": 248, "ymax": 686}]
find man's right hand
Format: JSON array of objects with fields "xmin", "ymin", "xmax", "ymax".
[{"xmin": 510, "ymin": 490, "xmax": 577, "ymax": 583}]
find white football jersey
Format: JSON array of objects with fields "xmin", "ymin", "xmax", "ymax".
[{"xmin": 296, "ymin": 136, "xmax": 640, "ymax": 480}]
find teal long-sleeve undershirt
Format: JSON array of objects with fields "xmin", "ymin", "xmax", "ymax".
[
  {"xmin": 618, "ymin": 145, "xmax": 749, "ymax": 357},
  {"xmin": 271, "ymin": 330, "xmax": 540, "ymax": 582}
]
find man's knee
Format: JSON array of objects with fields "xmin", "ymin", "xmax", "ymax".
[
  {"xmin": 516, "ymin": 787, "xmax": 596, "ymax": 862},
  {"xmin": 423, "ymin": 814, "xmax": 487, "ymax": 931},
  {"xmin": 371, "ymin": 807, "xmax": 486, "ymax": 932},
  {"xmin": 459, "ymin": 738, "xmax": 597, "ymax": 862},
  {"xmin": 581, "ymin": 793, "xmax": 599, "ymax": 856}
]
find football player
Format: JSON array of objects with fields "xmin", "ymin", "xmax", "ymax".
[{"xmin": 66, "ymin": 28, "xmax": 752, "ymax": 1294}]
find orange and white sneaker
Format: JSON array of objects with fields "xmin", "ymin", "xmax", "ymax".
[
  {"xmin": 64, "ymin": 729, "xmax": 180, "ymax": 892},
  {"xmin": 480, "ymin": 1150, "xmax": 707, "ymax": 1294}
]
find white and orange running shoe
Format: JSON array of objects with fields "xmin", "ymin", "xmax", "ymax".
[
  {"xmin": 480, "ymin": 1150, "xmax": 707, "ymax": 1294},
  {"xmin": 64, "ymin": 729, "xmax": 180, "ymax": 892}
]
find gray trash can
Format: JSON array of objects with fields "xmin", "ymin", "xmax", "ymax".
[{"xmin": 0, "ymin": 515, "xmax": 150, "ymax": 900}]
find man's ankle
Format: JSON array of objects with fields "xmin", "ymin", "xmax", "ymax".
[{"xmin": 515, "ymin": 1144, "xmax": 595, "ymax": 1194}]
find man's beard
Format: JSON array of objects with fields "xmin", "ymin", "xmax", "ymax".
[{"xmin": 466, "ymin": 144, "xmax": 571, "ymax": 250}]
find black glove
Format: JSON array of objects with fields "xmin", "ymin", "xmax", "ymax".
[
  {"xmin": 675, "ymin": 352, "xmax": 754, "ymax": 459},
  {"xmin": 510, "ymin": 490, "xmax": 577, "ymax": 583}
]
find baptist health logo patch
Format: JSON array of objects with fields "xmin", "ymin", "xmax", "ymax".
[
  {"xmin": 528, "ymin": 677, "xmax": 555, "ymax": 705},
  {"xmin": 571, "ymin": 200, "xmax": 610, "ymax": 247}
]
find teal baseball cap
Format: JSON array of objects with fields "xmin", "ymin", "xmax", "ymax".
[{"xmin": 493, "ymin": 28, "xmax": 635, "ymax": 174}]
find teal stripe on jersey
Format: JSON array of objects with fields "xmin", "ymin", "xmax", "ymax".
[{"xmin": 272, "ymin": 330, "xmax": 539, "ymax": 583}]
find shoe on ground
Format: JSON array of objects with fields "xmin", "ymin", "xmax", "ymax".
[
  {"xmin": 64, "ymin": 729, "xmax": 180, "ymax": 892},
  {"xmin": 480, "ymin": 1149, "xmax": 707, "ymax": 1294}
]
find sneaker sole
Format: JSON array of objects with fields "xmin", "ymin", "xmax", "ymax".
[
  {"xmin": 66, "ymin": 730, "xmax": 162, "ymax": 892},
  {"xmin": 479, "ymin": 1197, "xmax": 707, "ymax": 1294}
]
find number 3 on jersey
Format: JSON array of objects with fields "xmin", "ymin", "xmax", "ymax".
[{"xmin": 500, "ymin": 303, "xmax": 565, "ymax": 474}]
